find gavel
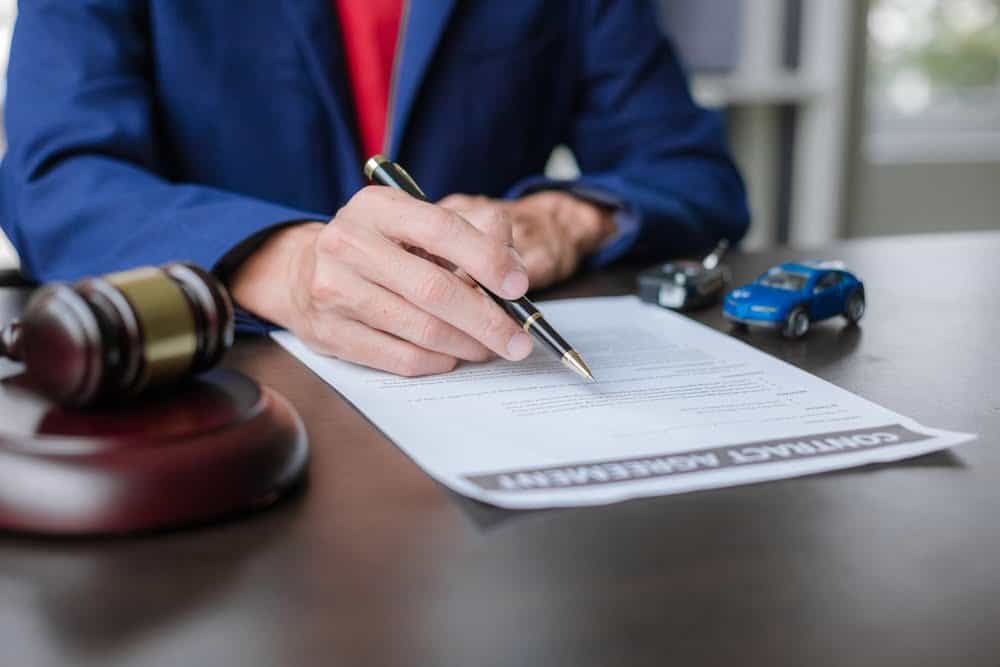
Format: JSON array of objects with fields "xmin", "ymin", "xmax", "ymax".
[{"xmin": 0, "ymin": 263, "xmax": 234, "ymax": 407}]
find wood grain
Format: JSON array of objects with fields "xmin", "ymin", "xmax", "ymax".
[{"xmin": 0, "ymin": 232, "xmax": 996, "ymax": 667}]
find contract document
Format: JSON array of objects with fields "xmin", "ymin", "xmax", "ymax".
[{"xmin": 273, "ymin": 296, "xmax": 975, "ymax": 509}]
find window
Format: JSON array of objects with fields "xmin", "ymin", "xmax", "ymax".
[
  {"xmin": 867, "ymin": 0, "xmax": 1000, "ymax": 162},
  {"xmin": 760, "ymin": 271, "xmax": 809, "ymax": 292},
  {"xmin": 814, "ymin": 272, "xmax": 841, "ymax": 292}
]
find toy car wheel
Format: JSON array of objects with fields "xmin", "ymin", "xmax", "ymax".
[
  {"xmin": 782, "ymin": 306, "xmax": 810, "ymax": 339},
  {"xmin": 845, "ymin": 289, "xmax": 865, "ymax": 324}
]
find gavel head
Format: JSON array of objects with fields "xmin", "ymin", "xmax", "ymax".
[{"xmin": 4, "ymin": 263, "xmax": 234, "ymax": 407}]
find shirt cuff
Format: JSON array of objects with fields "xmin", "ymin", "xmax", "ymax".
[
  {"xmin": 234, "ymin": 307, "xmax": 280, "ymax": 335},
  {"xmin": 588, "ymin": 205, "xmax": 641, "ymax": 268}
]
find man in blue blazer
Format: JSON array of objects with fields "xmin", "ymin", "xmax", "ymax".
[{"xmin": 1, "ymin": 1, "xmax": 749, "ymax": 376}]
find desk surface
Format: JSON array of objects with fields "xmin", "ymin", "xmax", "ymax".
[{"xmin": 1, "ymin": 232, "xmax": 998, "ymax": 667}]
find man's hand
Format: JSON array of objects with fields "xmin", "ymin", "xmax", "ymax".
[
  {"xmin": 438, "ymin": 191, "xmax": 617, "ymax": 290},
  {"xmin": 229, "ymin": 186, "xmax": 534, "ymax": 376}
]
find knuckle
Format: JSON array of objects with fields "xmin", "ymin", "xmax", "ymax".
[
  {"xmin": 419, "ymin": 208, "xmax": 461, "ymax": 245},
  {"xmin": 307, "ymin": 276, "xmax": 339, "ymax": 305},
  {"xmin": 439, "ymin": 194, "xmax": 469, "ymax": 209},
  {"xmin": 414, "ymin": 273, "xmax": 457, "ymax": 308},
  {"xmin": 348, "ymin": 185, "xmax": 383, "ymax": 208},
  {"xmin": 486, "ymin": 205, "xmax": 512, "ymax": 232},
  {"xmin": 342, "ymin": 290, "xmax": 375, "ymax": 320},
  {"xmin": 471, "ymin": 206, "xmax": 513, "ymax": 242},
  {"xmin": 415, "ymin": 317, "xmax": 447, "ymax": 348},
  {"xmin": 317, "ymin": 223, "xmax": 354, "ymax": 257}
]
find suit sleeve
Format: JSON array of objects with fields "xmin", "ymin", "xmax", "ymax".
[
  {"xmin": 0, "ymin": 1, "xmax": 324, "ymax": 284},
  {"xmin": 509, "ymin": 0, "xmax": 751, "ymax": 264}
]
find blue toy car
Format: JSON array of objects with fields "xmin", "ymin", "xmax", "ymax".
[{"xmin": 723, "ymin": 261, "xmax": 865, "ymax": 339}]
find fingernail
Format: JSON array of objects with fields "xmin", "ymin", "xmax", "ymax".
[
  {"xmin": 501, "ymin": 270, "xmax": 529, "ymax": 299},
  {"xmin": 506, "ymin": 332, "xmax": 533, "ymax": 360}
]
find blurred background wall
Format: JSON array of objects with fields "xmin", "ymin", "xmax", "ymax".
[{"xmin": 0, "ymin": 0, "xmax": 997, "ymax": 271}]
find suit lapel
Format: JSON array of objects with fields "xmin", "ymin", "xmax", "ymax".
[
  {"xmin": 278, "ymin": 0, "xmax": 365, "ymax": 191},
  {"xmin": 386, "ymin": 0, "xmax": 458, "ymax": 158}
]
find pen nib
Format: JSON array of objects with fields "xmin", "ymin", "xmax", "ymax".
[{"xmin": 562, "ymin": 350, "xmax": 595, "ymax": 382}]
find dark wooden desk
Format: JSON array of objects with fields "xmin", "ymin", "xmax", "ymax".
[{"xmin": 1, "ymin": 232, "xmax": 998, "ymax": 666}]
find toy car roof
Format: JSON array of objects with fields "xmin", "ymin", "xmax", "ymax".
[{"xmin": 778, "ymin": 260, "xmax": 849, "ymax": 274}]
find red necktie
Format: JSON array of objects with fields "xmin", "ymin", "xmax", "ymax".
[{"xmin": 334, "ymin": 0, "xmax": 405, "ymax": 159}]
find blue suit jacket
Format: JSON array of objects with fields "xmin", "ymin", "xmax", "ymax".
[{"xmin": 1, "ymin": 1, "xmax": 749, "ymax": 287}]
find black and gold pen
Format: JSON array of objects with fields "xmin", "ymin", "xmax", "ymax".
[{"xmin": 364, "ymin": 154, "xmax": 595, "ymax": 381}]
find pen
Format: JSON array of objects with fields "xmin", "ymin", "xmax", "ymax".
[{"xmin": 364, "ymin": 154, "xmax": 595, "ymax": 381}]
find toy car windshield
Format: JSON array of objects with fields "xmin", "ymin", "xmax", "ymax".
[{"xmin": 759, "ymin": 270, "xmax": 808, "ymax": 291}]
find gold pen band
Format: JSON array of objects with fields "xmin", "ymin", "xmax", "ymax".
[
  {"xmin": 522, "ymin": 311, "xmax": 543, "ymax": 332},
  {"xmin": 364, "ymin": 155, "xmax": 389, "ymax": 181}
]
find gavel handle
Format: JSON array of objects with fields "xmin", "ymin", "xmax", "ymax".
[{"xmin": 0, "ymin": 321, "xmax": 23, "ymax": 361}]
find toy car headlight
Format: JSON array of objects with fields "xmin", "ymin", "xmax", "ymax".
[
  {"xmin": 750, "ymin": 305, "xmax": 778, "ymax": 313},
  {"xmin": 658, "ymin": 284, "xmax": 686, "ymax": 308}
]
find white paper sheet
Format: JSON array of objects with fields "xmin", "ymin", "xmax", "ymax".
[{"xmin": 272, "ymin": 296, "xmax": 976, "ymax": 509}]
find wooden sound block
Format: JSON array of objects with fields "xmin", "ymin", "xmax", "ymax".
[{"xmin": 0, "ymin": 368, "xmax": 308, "ymax": 536}]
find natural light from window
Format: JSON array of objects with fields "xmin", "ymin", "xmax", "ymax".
[{"xmin": 867, "ymin": 0, "xmax": 1000, "ymax": 161}]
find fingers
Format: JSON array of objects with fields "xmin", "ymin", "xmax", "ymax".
[
  {"xmin": 356, "ymin": 236, "xmax": 534, "ymax": 361},
  {"xmin": 354, "ymin": 187, "xmax": 528, "ymax": 300},
  {"xmin": 458, "ymin": 202, "xmax": 516, "ymax": 246},
  {"xmin": 292, "ymin": 188, "xmax": 538, "ymax": 379},
  {"xmin": 305, "ymin": 316, "xmax": 459, "ymax": 377},
  {"xmin": 518, "ymin": 247, "xmax": 557, "ymax": 288},
  {"xmin": 439, "ymin": 195, "xmax": 520, "ymax": 287},
  {"xmin": 438, "ymin": 193, "xmax": 515, "ymax": 242},
  {"xmin": 512, "ymin": 217, "xmax": 559, "ymax": 288},
  {"xmin": 324, "ymin": 269, "xmax": 494, "ymax": 362}
]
